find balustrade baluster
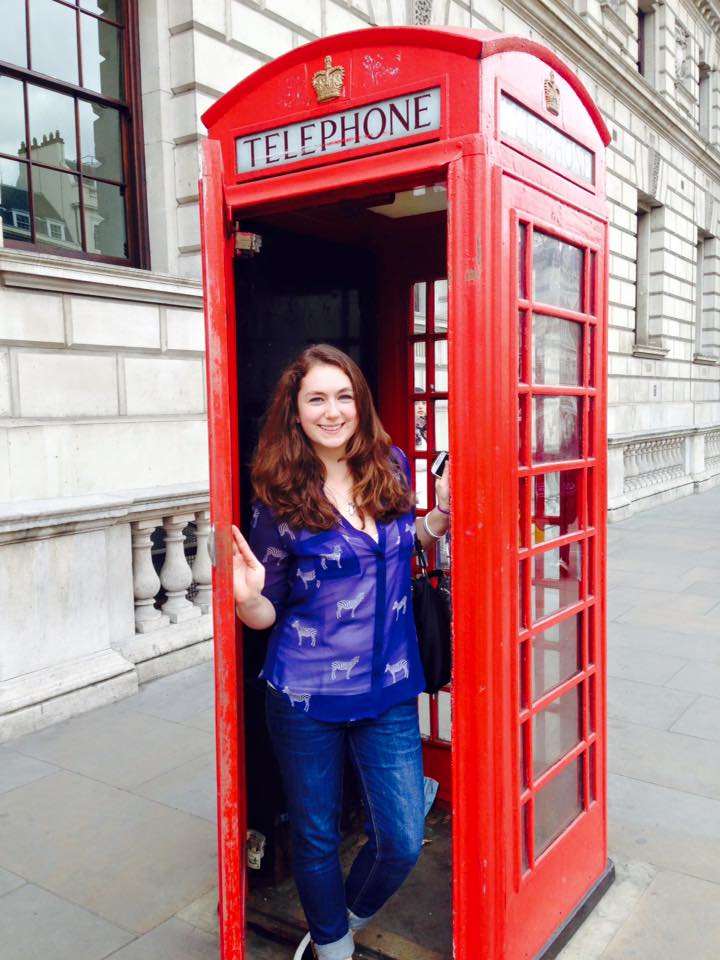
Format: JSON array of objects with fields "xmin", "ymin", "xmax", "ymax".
[
  {"xmin": 132, "ymin": 520, "xmax": 170, "ymax": 633},
  {"xmin": 160, "ymin": 514, "xmax": 202, "ymax": 623},
  {"xmin": 192, "ymin": 510, "xmax": 213, "ymax": 614}
]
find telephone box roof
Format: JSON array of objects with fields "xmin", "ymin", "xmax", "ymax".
[{"xmin": 202, "ymin": 25, "xmax": 610, "ymax": 146}]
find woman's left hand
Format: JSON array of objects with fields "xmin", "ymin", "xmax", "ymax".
[{"xmin": 435, "ymin": 461, "xmax": 450, "ymax": 513}]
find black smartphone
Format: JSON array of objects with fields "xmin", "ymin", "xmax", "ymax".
[{"xmin": 431, "ymin": 451, "xmax": 449, "ymax": 478}]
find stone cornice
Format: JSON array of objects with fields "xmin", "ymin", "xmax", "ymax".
[
  {"xmin": 0, "ymin": 249, "xmax": 203, "ymax": 308},
  {"xmin": 505, "ymin": 0, "xmax": 720, "ymax": 181},
  {"xmin": 694, "ymin": 0, "xmax": 720, "ymax": 36}
]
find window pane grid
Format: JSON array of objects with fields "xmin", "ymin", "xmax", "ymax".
[
  {"xmin": 0, "ymin": 0, "xmax": 133, "ymax": 260},
  {"xmin": 516, "ymin": 216, "xmax": 599, "ymax": 874}
]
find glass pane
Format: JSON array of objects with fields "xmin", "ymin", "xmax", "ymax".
[
  {"xmin": 518, "ymin": 559, "xmax": 527, "ymax": 630},
  {"xmin": 413, "ymin": 282, "xmax": 426, "ymax": 333},
  {"xmin": 437, "ymin": 688, "xmax": 451, "ymax": 740},
  {"xmin": 519, "ymin": 642, "xmax": 528, "ymax": 708},
  {"xmin": 589, "ymin": 742, "xmax": 596, "ymax": 802},
  {"xmin": 532, "ymin": 470, "xmax": 580, "ymax": 542},
  {"xmin": 532, "ymin": 396, "xmax": 581, "ymax": 463},
  {"xmin": 413, "ymin": 340, "xmax": 426, "ymax": 392},
  {"xmin": 518, "ymin": 311, "xmax": 528, "ymax": 382},
  {"xmin": 0, "ymin": 0, "xmax": 28, "ymax": 68},
  {"xmin": 434, "ymin": 278, "xmax": 448, "ymax": 331},
  {"xmin": 0, "ymin": 159, "xmax": 31, "ymax": 243},
  {"xmin": 78, "ymin": 101, "xmax": 122, "ymax": 181},
  {"xmin": 80, "ymin": 0, "xmax": 122, "ymax": 21},
  {"xmin": 28, "ymin": 84, "xmax": 78, "ymax": 170},
  {"xmin": 518, "ymin": 477, "xmax": 527, "ymax": 547},
  {"xmin": 0, "ymin": 77, "xmax": 26, "ymax": 158},
  {"xmin": 81, "ymin": 12, "xmax": 123, "ymax": 99},
  {"xmin": 533, "ymin": 232, "xmax": 583, "ymax": 312},
  {"xmin": 418, "ymin": 693, "xmax": 431, "ymax": 737},
  {"xmin": 518, "ymin": 223, "xmax": 527, "ymax": 299},
  {"xmin": 532, "ymin": 314, "xmax": 582, "ymax": 385},
  {"xmin": 518, "ymin": 396, "xmax": 527, "ymax": 466},
  {"xmin": 533, "ymin": 686, "xmax": 581, "ymax": 778},
  {"xmin": 532, "ymin": 543, "xmax": 582, "ymax": 621},
  {"xmin": 532, "ymin": 615, "xmax": 581, "ymax": 699},
  {"xmin": 433, "ymin": 339, "xmax": 448, "ymax": 392},
  {"xmin": 83, "ymin": 178, "xmax": 126, "ymax": 257},
  {"xmin": 535, "ymin": 756, "xmax": 583, "ymax": 856},
  {"xmin": 32, "ymin": 165, "xmax": 82, "ymax": 250},
  {"xmin": 589, "ymin": 675, "xmax": 596, "ymax": 735},
  {"xmin": 415, "ymin": 459, "xmax": 428, "ymax": 510},
  {"xmin": 521, "ymin": 803, "xmax": 530, "ymax": 871},
  {"xmin": 520, "ymin": 718, "xmax": 528, "ymax": 786},
  {"xmin": 30, "ymin": 0, "xmax": 79, "ymax": 85},
  {"xmin": 414, "ymin": 400, "xmax": 427, "ymax": 451},
  {"xmin": 588, "ymin": 251, "xmax": 597, "ymax": 315},
  {"xmin": 588, "ymin": 326, "xmax": 595, "ymax": 388},
  {"xmin": 434, "ymin": 399, "xmax": 448, "ymax": 449}
]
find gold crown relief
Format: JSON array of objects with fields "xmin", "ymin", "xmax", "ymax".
[
  {"xmin": 312, "ymin": 56, "xmax": 345, "ymax": 103},
  {"xmin": 544, "ymin": 71, "xmax": 560, "ymax": 116}
]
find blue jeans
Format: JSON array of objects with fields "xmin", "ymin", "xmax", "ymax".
[{"xmin": 265, "ymin": 688, "xmax": 425, "ymax": 960}]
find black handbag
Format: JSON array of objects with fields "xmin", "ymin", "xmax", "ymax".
[{"xmin": 411, "ymin": 536, "xmax": 452, "ymax": 694}]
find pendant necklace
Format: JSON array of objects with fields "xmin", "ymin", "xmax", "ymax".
[{"xmin": 324, "ymin": 482, "xmax": 356, "ymax": 517}]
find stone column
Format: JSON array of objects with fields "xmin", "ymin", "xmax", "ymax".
[
  {"xmin": 160, "ymin": 514, "xmax": 202, "ymax": 623},
  {"xmin": 192, "ymin": 510, "xmax": 212, "ymax": 614},
  {"xmin": 132, "ymin": 520, "xmax": 170, "ymax": 633}
]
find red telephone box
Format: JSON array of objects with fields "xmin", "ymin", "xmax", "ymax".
[{"xmin": 200, "ymin": 26, "xmax": 611, "ymax": 960}]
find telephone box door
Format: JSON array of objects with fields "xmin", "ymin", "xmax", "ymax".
[{"xmin": 503, "ymin": 176, "xmax": 608, "ymax": 957}]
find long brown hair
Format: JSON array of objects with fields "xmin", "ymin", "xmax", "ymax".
[{"xmin": 251, "ymin": 344, "xmax": 414, "ymax": 531}]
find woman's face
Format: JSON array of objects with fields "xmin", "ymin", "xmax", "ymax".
[{"xmin": 296, "ymin": 363, "xmax": 359, "ymax": 457}]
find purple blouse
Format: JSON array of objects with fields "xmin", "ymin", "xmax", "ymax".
[{"xmin": 249, "ymin": 448, "xmax": 425, "ymax": 721}]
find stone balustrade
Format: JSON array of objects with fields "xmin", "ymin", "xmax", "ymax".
[{"xmin": 609, "ymin": 426, "xmax": 720, "ymax": 520}]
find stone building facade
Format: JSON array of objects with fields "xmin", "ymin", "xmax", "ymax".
[{"xmin": 1, "ymin": 0, "xmax": 719, "ymax": 738}]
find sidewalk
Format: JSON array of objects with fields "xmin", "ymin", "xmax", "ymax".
[{"xmin": 1, "ymin": 485, "xmax": 719, "ymax": 959}]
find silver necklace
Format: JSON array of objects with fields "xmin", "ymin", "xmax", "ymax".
[{"xmin": 324, "ymin": 482, "xmax": 356, "ymax": 516}]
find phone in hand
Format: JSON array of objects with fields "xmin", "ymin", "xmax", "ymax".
[{"xmin": 431, "ymin": 451, "xmax": 449, "ymax": 478}]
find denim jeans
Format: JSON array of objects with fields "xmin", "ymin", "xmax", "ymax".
[{"xmin": 265, "ymin": 687, "xmax": 425, "ymax": 960}]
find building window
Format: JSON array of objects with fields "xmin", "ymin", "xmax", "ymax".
[
  {"xmin": 699, "ymin": 62, "xmax": 711, "ymax": 140},
  {"xmin": 695, "ymin": 233, "xmax": 720, "ymax": 361},
  {"xmin": 0, "ymin": 0, "xmax": 147, "ymax": 265},
  {"xmin": 634, "ymin": 202, "xmax": 668, "ymax": 358},
  {"xmin": 637, "ymin": 1, "xmax": 656, "ymax": 84}
]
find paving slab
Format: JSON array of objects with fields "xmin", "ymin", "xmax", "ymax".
[
  {"xmin": 181, "ymin": 707, "xmax": 216, "ymax": 733},
  {"xmin": 0, "ymin": 883, "xmax": 134, "ymax": 960},
  {"xmin": 132, "ymin": 751, "xmax": 217, "ymax": 822},
  {"xmin": 0, "ymin": 770, "xmax": 217, "ymax": 934},
  {"xmin": 602, "ymin": 869, "xmax": 720, "ymax": 960},
  {"xmin": 670, "ymin": 695, "xmax": 720, "ymax": 741},
  {"xmin": 608, "ymin": 718, "xmax": 720, "ymax": 800},
  {"xmin": 664, "ymin": 660, "xmax": 720, "ymax": 698},
  {"xmin": 118, "ymin": 664, "xmax": 215, "ymax": 726},
  {"xmin": 606, "ymin": 677, "xmax": 696, "ymax": 729},
  {"xmin": 0, "ymin": 865, "xmax": 25, "ymax": 897},
  {"xmin": 608, "ymin": 621, "xmax": 720, "ymax": 664},
  {"xmin": 606, "ymin": 646, "xmax": 687, "ymax": 686},
  {"xmin": 9, "ymin": 701, "xmax": 213, "ymax": 790},
  {"xmin": 102, "ymin": 917, "xmax": 218, "ymax": 960},
  {"xmin": 0, "ymin": 745, "xmax": 58, "ymax": 794}
]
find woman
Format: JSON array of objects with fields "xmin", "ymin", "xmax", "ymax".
[{"xmin": 231, "ymin": 344, "xmax": 450, "ymax": 960}]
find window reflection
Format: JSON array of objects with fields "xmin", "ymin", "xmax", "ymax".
[
  {"xmin": 533, "ymin": 685, "xmax": 581, "ymax": 778},
  {"xmin": 532, "ymin": 542, "xmax": 581, "ymax": 621},
  {"xmin": 434, "ymin": 399, "xmax": 448, "ymax": 449},
  {"xmin": 532, "ymin": 470, "xmax": 580, "ymax": 542},
  {"xmin": 81, "ymin": 13, "xmax": 123, "ymax": 99},
  {"xmin": 79, "ymin": 101, "xmax": 123, "ymax": 181},
  {"xmin": 31, "ymin": 166, "xmax": 82, "ymax": 250},
  {"xmin": 81, "ymin": 0, "xmax": 122, "ymax": 19},
  {"xmin": 0, "ymin": 159, "xmax": 31, "ymax": 244},
  {"xmin": 414, "ymin": 340, "xmax": 426, "ymax": 392},
  {"xmin": 413, "ymin": 282, "xmax": 427, "ymax": 333},
  {"xmin": 28, "ymin": 85, "xmax": 78, "ymax": 171},
  {"xmin": 434, "ymin": 279, "xmax": 448, "ymax": 331},
  {"xmin": 0, "ymin": 77, "xmax": 26, "ymax": 157},
  {"xmin": 0, "ymin": 0, "xmax": 28, "ymax": 67},
  {"xmin": 532, "ymin": 396, "xmax": 581, "ymax": 463},
  {"xmin": 433, "ymin": 339, "xmax": 448, "ymax": 391},
  {"xmin": 532, "ymin": 314, "xmax": 582, "ymax": 385},
  {"xmin": 415, "ymin": 400, "xmax": 427, "ymax": 450},
  {"xmin": 532, "ymin": 615, "xmax": 581, "ymax": 699},
  {"xmin": 535, "ymin": 757, "xmax": 583, "ymax": 855},
  {"xmin": 415, "ymin": 459, "xmax": 428, "ymax": 510},
  {"xmin": 84, "ymin": 178, "xmax": 126, "ymax": 257},
  {"xmin": 533, "ymin": 232, "xmax": 583, "ymax": 312},
  {"xmin": 30, "ymin": 0, "xmax": 79, "ymax": 85}
]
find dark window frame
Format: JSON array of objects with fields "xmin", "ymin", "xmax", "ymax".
[{"xmin": 0, "ymin": 0, "xmax": 149, "ymax": 267}]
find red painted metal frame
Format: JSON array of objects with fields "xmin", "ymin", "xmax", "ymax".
[{"xmin": 200, "ymin": 26, "xmax": 610, "ymax": 960}]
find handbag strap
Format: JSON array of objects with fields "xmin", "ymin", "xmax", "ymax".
[{"xmin": 414, "ymin": 534, "xmax": 429, "ymax": 573}]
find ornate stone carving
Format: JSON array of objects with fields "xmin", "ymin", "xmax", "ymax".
[
  {"xmin": 413, "ymin": 0, "xmax": 433, "ymax": 25},
  {"xmin": 675, "ymin": 23, "xmax": 691, "ymax": 84}
]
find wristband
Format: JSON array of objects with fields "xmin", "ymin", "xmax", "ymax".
[
  {"xmin": 436, "ymin": 502, "xmax": 450, "ymax": 516},
  {"xmin": 423, "ymin": 512, "xmax": 443, "ymax": 540}
]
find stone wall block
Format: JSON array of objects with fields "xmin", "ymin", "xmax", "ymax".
[
  {"xmin": 0, "ymin": 289, "xmax": 65, "ymax": 345},
  {"xmin": 69, "ymin": 298, "xmax": 161, "ymax": 350},
  {"xmin": 326, "ymin": 0, "xmax": 371, "ymax": 32},
  {"xmin": 265, "ymin": 0, "xmax": 321, "ymax": 34},
  {"xmin": 17, "ymin": 353, "xmax": 118, "ymax": 418},
  {"xmin": 166, "ymin": 308, "xmax": 206, "ymax": 352},
  {"xmin": 170, "ymin": 89, "xmax": 216, "ymax": 142},
  {"xmin": 174, "ymin": 141, "xmax": 202, "ymax": 203},
  {"xmin": 0, "ymin": 349, "xmax": 10, "ymax": 417},
  {"xmin": 177, "ymin": 201, "xmax": 201, "ymax": 250},
  {"xmin": 124, "ymin": 356, "xmax": 204, "ymax": 415},
  {"xmin": 176, "ymin": 30, "xmax": 265, "ymax": 94},
  {"xmin": 230, "ymin": 2, "xmax": 295, "ymax": 58}
]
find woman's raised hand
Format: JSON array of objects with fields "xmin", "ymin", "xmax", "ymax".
[{"xmin": 231, "ymin": 525, "xmax": 266, "ymax": 608}]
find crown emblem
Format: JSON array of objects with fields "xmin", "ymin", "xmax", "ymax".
[
  {"xmin": 544, "ymin": 71, "xmax": 560, "ymax": 116},
  {"xmin": 312, "ymin": 55, "xmax": 345, "ymax": 103}
]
